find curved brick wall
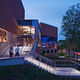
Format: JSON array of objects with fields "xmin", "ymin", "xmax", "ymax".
[
  {"xmin": 0, "ymin": 0, "xmax": 24, "ymax": 34},
  {"xmin": 6, "ymin": 0, "xmax": 25, "ymax": 20}
]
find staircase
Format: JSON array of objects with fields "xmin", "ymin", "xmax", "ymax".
[
  {"xmin": 24, "ymin": 55, "xmax": 80, "ymax": 77},
  {"xmin": 23, "ymin": 38, "xmax": 80, "ymax": 77},
  {"xmin": 0, "ymin": 37, "xmax": 80, "ymax": 77}
]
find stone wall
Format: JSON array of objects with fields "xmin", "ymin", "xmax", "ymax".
[{"xmin": 0, "ymin": 32, "xmax": 17, "ymax": 56}]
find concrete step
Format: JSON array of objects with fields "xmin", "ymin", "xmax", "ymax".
[{"xmin": 24, "ymin": 56, "xmax": 80, "ymax": 77}]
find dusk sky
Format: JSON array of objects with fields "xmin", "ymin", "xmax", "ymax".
[{"xmin": 22, "ymin": 0, "xmax": 80, "ymax": 40}]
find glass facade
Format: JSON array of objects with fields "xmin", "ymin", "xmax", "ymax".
[
  {"xmin": 41, "ymin": 36, "xmax": 57, "ymax": 43},
  {"xmin": 18, "ymin": 20, "xmax": 57, "ymax": 55},
  {"xmin": 41, "ymin": 36, "xmax": 57, "ymax": 48},
  {"xmin": 18, "ymin": 20, "xmax": 36, "ymax": 46}
]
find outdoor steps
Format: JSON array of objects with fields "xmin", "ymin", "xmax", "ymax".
[
  {"xmin": 24, "ymin": 56, "xmax": 80, "ymax": 77},
  {"xmin": 25, "ymin": 57, "xmax": 54, "ymax": 73},
  {"xmin": 1, "ymin": 44, "xmax": 80, "ymax": 77}
]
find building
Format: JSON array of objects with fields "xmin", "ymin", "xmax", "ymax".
[
  {"xmin": 38, "ymin": 23, "xmax": 58, "ymax": 55},
  {"xmin": 0, "ymin": 0, "xmax": 24, "ymax": 55},
  {"xmin": 0, "ymin": 0, "xmax": 58, "ymax": 56},
  {"xmin": 18, "ymin": 20, "xmax": 40, "ymax": 46},
  {"xmin": 17, "ymin": 21, "xmax": 58, "ymax": 55}
]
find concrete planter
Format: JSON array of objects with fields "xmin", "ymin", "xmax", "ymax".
[
  {"xmin": 59, "ymin": 56, "xmax": 65, "ymax": 58},
  {"xmin": 0, "ymin": 57, "xmax": 24, "ymax": 66}
]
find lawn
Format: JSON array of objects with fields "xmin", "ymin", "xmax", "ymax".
[{"xmin": 0, "ymin": 64, "xmax": 79, "ymax": 80}]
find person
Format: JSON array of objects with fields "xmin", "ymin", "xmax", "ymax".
[
  {"xmin": 9, "ymin": 46, "xmax": 13, "ymax": 57},
  {"xmin": 15, "ymin": 45, "xmax": 20, "ymax": 57}
]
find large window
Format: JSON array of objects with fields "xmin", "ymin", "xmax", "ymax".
[
  {"xmin": 41, "ymin": 36, "xmax": 57, "ymax": 48},
  {"xmin": 18, "ymin": 25, "xmax": 35, "ymax": 46},
  {"xmin": 41, "ymin": 36, "xmax": 57, "ymax": 43},
  {"xmin": 23, "ymin": 26, "xmax": 35, "ymax": 36},
  {"xmin": 0, "ymin": 28, "xmax": 8, "ymax": 42}
]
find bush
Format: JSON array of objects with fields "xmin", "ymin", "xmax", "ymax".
[
  {"xmin": 44, "ymin": 53, "xmax": 59, "ymax": 60},
  {"xmin": 58, "ymin": 53, "xmax": 66, "ymax": 56}
]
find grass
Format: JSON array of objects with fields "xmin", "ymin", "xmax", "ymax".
[{"xmin": 0, "ymin": 64, "xmax": 80, "ymax": 80}]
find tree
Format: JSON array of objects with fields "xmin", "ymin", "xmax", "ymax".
[
  {"xmin": 61, "ymin": 3, "xmax": 80, "ymax": 51},
  {"xmin": 58, "ymin": 40, "xmax": 67, "ymax": 50}
]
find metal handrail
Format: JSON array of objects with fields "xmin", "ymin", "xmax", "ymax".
[
  {"xmin": 30, "ymin": 40, "xmax": 38, "ymax": 56},
  {"xmin": 34, "ymin": 53, "xmax": 56, "ymax": 68},
  {"xmin": 34, "ymin": 53, "xmax": 80, "ymax": 69}
]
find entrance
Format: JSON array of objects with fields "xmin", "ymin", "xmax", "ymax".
[{"xmin": 18, "ymin": 25, "xmax": 35, "ymax": 46}]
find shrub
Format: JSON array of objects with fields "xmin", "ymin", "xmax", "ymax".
[{"xmin": 58, "ymin": 53, "xmax": 66, "ymax": 56}]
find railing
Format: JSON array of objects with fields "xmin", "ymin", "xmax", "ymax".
[
  {"xmin": 23, "ymin": 36, "xmax": 80, "ymax": 70},
  {"xmin": 20, "ymin": 46, "xmax": 30, "ymax": 57},
  {"xmin": 51, "ymin": 59, "xmax": 80, "ymax": 69},
  {"xmin": 70, "ymin": 60, "xmax": 80, "ymax": 69},
  {"xmin": 33, "ymin": 53, "xmax": 80, "ymax": 70},
  {"xmin": 30, "ymin": 40, "xmax": 38, "ymax": 57},
  {"xmin": 34, "ymin": 53, "xmax": 56, "ymax": 68},
  {"xmin": 52, "ymin": 60, "xmax": 73, "ymax": 67}
]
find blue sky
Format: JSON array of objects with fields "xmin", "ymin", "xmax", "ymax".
[{"xmin": 22, "ymin": 0, "xmax": 80, "ymax": 40}]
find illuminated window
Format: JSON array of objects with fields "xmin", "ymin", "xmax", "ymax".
[
  {"xmin": 0, "ymin": 28, "xmax": 8, "ymax": 42},
  {"xmin": 23, "ymin": 26, "xmax": 35, "ymax": 35},
  {"xmin": 18, "ymin": 25, "xmax": 35, "ymax": 46}
]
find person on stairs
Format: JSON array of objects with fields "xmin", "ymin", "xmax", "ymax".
[{"xmin": 9, "ymin": 46, "xmax": 13, "ymax": 57}]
